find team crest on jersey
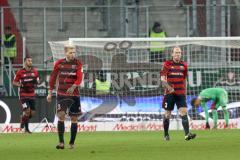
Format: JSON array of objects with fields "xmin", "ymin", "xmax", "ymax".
[
  {"xmin": 180, "ymin": 66, "xmax": 184, "ymax": 69},
  {"xmin": 31, "ymin": 73, "xmax": 35, "ymax": 76}
]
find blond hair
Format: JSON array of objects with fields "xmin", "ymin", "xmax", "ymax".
[{"xmin": 64, "ymin": 43, "xmax": 76, "ymax": 53}]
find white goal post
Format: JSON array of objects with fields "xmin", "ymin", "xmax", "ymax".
[{"xmin": 48, "ymin": 37, "xmax": 240, "ymax": 122}]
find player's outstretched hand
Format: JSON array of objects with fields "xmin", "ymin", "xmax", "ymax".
[
  {"xmin": 66, "ymin": 85, "xmax": 77, "ymax": 95},
  {"xmin": 47, "ymin": 94, "xmax": 52, "ymax": 102}
]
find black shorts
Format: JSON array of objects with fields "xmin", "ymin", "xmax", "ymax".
[
  {"xmin": 162, "ymin": 94, "xmax": 187, "ymax": 111},
  {"xmin": 56, "ymin": 96, "xmax": 81, "ymax": 116},
  {"xmin": 20, "ymin": 99, "xmax": 36, "ymax": 111}
]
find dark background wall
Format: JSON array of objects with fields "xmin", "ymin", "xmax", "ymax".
[{"xmin": 0, "ymin": 97, "xmax": 56, "ymax": 123}]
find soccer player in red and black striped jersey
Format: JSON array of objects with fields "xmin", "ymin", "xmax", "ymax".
[
  {"xmin": 47, "ymin": 44, "xmax": 83, "ymax": 149},
  {"xmin": 160, "ymin": 46, "xmax": 196, "ymax": 141},
  {"xmin": 13, "ymin": 57, "xmax": 39, "ymax": 133}
]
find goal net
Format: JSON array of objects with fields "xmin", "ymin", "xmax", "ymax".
[{"xmin": 49, "ymin": 37, "xmax": 240, "ymax": 123}]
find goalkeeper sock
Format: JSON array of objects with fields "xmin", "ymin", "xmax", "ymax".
[
  {"xmin": 70, "ymin": 123, "xmax": 78, "ymax": 145},
  {"xmin": 212, "ymin": 110, "xmax": 218, "ymax": 128},
  {"xmin": 58, "ymin": 121, "xmax": 65, "ymax": 143},
  {"xmin": 163, "ymin": 117, "xmax": 169, "ymax": 136},
  {"xmin": 223, "ymin": 108, "xmax": 229, "ymax": 126},
  {"xmin": 181, "ymin": 115, "xmax": 189, "ymax": 136}
]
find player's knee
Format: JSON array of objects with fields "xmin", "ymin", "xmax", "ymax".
[
  {"xmin": 164, "ymin": 111, "xmax": 171, "ymax": 119},
  {"xmin": 165, "ymin": 114, "xmax": 171, "ymax": 119},
  {"xmin": 71, "ymin": 116, "xmax": 78, "ymax": 123},
  {"xmin": 212, "ymin": 109, "xmax": 217, "ymax": 113},
  {"xmin": 180, "ymin": 112, "xmax": 187, "ymax": 117},
  {"xmin": 179, "ymin": 107, "xmax": 187, "ymax": 116},
  {"xmin": 57, "ymin": 111, "xmax": 66, "ymax": 121},
  {"xmin": 223, "ymin": 108, "xmax": 228, "ymax": 113}
]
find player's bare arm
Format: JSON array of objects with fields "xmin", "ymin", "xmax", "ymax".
[
  {"xmin": 12, "ymin": 80, "xmax": 22, "ymax": 87},
  {"xmin": 161, "ymin": 75, "xmax": 174, "ymax": 93},
  {"xmin": 47, "ymin": 60, "xmax": 60, "ymax": 103},
  {"xmin": 66, "ymin": 84, "xmax": 78, "ymax": 95},
  {"xmin": 47, "ymin": 90, "xmax": 53, "ymax": 102}
]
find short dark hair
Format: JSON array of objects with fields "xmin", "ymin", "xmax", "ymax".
[
  {"xmin": 24, "ymin": 56, "xmax": 31, "ymax": 61},
  {"xmin": 97, "ymin": 70, "xmax": 107, "ymax": 82},
  {"xmin": 153, "ymin": 22, "xmax": 161, "ymax": 27},
  {"xmin": 190, "ymin": 97, "xmax": 198, "ymax": 107}
]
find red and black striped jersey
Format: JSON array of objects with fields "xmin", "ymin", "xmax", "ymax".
[
  {"xmin": 13, "ymin": 67, "xmax": 39, "ymax": 99},
  {"xmin": 49, "ymin": 58, "xmax": 83, "ymax": 96},
  {"xmin": 160, "ymin": 60, "xmax": 187, "ymax": 95}
]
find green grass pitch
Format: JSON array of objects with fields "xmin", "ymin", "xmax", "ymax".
[{"xmin": 0, "ymin": 130, "xmax": 240, "ymax": 160}]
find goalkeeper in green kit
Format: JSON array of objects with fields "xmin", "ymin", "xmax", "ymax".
[{"xmin": 191, "ymin": 88, "xmax": 229, "ymax": 129}]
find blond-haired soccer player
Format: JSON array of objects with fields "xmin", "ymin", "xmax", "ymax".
[{"xmin": 47, "ymin": 44, "xmax": 83, "ymax": 149}]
